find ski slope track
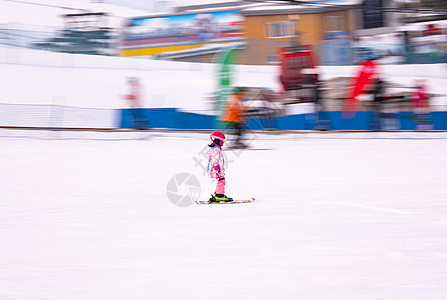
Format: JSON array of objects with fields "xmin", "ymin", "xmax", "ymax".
[{"xmin": 0, "ymin": 131, "xmax": 446, "ymax": 300}]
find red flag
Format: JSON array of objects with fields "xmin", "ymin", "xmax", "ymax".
[{"xmin": 343, "ymin": 60, "xmax": 378, "ymax": 118}]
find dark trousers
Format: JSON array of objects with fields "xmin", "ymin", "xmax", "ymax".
[{"xmin": 131, "ymin": 108, "xmax": 148, "ymax": 130}]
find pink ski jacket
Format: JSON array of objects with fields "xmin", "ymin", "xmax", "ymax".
[{"xmin": 207, "ymin": 144, "xmax": 225, "ymax": 180}]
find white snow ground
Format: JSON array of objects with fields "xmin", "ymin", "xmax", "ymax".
[{"xmin": 0, "ymin": 130, "xmax": 447, "ymax": 300}]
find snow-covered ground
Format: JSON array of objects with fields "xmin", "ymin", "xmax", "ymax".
[{"xmin": 0, "ymin": 130, "xmax": 446, "ymax": 300}]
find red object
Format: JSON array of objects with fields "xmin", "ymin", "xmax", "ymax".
[
  {"xmin": 343, "ymin": 60, "xmax": 378, "ymax": 118},
  {"xmin": 422, "ymin": 24, "xmax": 442, "ymax": 36},
  {"xmin": 278, "ymin": 46, "xmax": 316, "ymax": 91},
  {"xmin": 210, "ymin": 131, "xmax": 226, "ymax": 146}
]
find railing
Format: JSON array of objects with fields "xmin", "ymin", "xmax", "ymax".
[
  {"xmin": 0, "ymin": 102, "xmax": 445, "ymax": 131},
  {"xmin": 0, "ymin": 103, "xmax": 117, "ymax": 129},
  {"xmin": 0, "ymin": 24, "xmax": 116, "ymax": 56},
  {"xmin": 317, "ymin": 40, "xmax": 447, "ymax": 65},
  {"xmin": 1, "ymin": 23, "xmax": 446, "ymax": 65}
]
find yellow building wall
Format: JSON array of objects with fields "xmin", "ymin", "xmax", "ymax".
[
  {"xmin": 244, "ymin": 10, "xmax": 352, "ymax": 44},
  {"xmin": 119, "ymin": 40, "xmax": 241, "ymax": 57},
  {"xmin": 244, "ymin": 15, "xmax": 298, "ymax": 40},
  {"xmin": 299, "ymin": 14, "xmax": 322, "ymax": 44},
  {"xmin": 120, "ymin": 44, "xmax": 206, "ymax": 57}
]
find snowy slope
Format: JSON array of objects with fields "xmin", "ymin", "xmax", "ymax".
[{"xmin": 0, "ymin": 131, "xmax": 446, "ymax": 300}]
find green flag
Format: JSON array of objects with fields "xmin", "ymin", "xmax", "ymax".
[{"xmin": 215, "ymin": 47, "xmax": 237, "ymax": 129}]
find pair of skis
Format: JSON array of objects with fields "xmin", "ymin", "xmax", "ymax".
[{"xmin": 195, "ymin": 196, "xmax": 255, "ymax": 205}]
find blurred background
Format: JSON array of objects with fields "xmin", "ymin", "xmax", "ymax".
[{"xmin": 1, "ymin": 0, "xmax": 446, "ymax": 132}]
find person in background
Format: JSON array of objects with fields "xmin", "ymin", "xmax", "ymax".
[
  {"xmin": 369, "ymin": 77, "xmax": 385, "ymax": 131},
  {"xmin": 313, "ymin": 73, "xmax": 331, "ymax": 131},
  {"xmin": 123, "ymin": 77, "xmax": 148, "ymax": 130},
  {"xmin": 259, "ymin": 88, "xmax": 278, "ymax": 130},
  {"xmin": 410, "ymin": 79, "xmax": 431, "ymax": 130},
  {"xmin": 222, "ymin": 87, "xmax": 247, "ymax": 148}
]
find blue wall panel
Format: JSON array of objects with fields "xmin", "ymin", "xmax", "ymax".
[
  {"xmin": 175, "ymin": 111, "xmax": 216, "ymax": 129},
  {"xmin": 397, "ymin": 112, "xmax": 416, "ymax": 130},
  {"xmin": 119, "ymin": 109, "xmax": 446, "ymax": 131},
  {"xmin": 433, "ymin": 112, "xmax": 447, "ymax": 130}
]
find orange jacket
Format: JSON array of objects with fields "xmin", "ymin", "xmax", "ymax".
[
  {"xmin": 124, "ymin": 82, "xmax": 142, "ymax": 108},
  {"xmin": 222, "ymin": 94, "xmax": 243, "ymax": 123}
]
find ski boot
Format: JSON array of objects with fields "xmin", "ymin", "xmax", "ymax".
[{"xmin": 210, "ymin": 194, "xmax": 233, "ymax": 203}]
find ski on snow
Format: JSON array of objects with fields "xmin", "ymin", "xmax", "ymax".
[{"xmin": 195, "ymin": 197, "xmax": 255, "ymax": 205}]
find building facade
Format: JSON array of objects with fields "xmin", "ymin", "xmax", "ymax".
[
  {"xmin": 240, "ymin": 5, "xmax": 356, "ymax": 65},
  {"xmin": 118, "ymin": 2, "xmax": 359, "ymax": 65}
]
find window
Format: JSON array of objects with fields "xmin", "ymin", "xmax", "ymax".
[
  {"xmin": 267, "ymin": 55, "xmax": 279, "ymax": 65},
  {"xmin": 324, "ymin": 16, "xmax": 345, "ymax": 33},
  {"xmin": 266, "ymin": 21, "xmax": 295, "ymax": 38}
]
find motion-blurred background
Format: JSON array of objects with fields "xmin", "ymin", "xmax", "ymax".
[{"xmin": 1, "ymin": 0, "xmax": 446, "ymax": 132}]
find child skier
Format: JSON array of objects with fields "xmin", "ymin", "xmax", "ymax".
[{"xmin": 207, "ymin": 131, "xmax": 233, "ymax": 202}]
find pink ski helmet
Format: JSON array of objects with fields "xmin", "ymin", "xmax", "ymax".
[{"xmin": 210, "ymin": 131, "xmax": 226, "ymax": 146}]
